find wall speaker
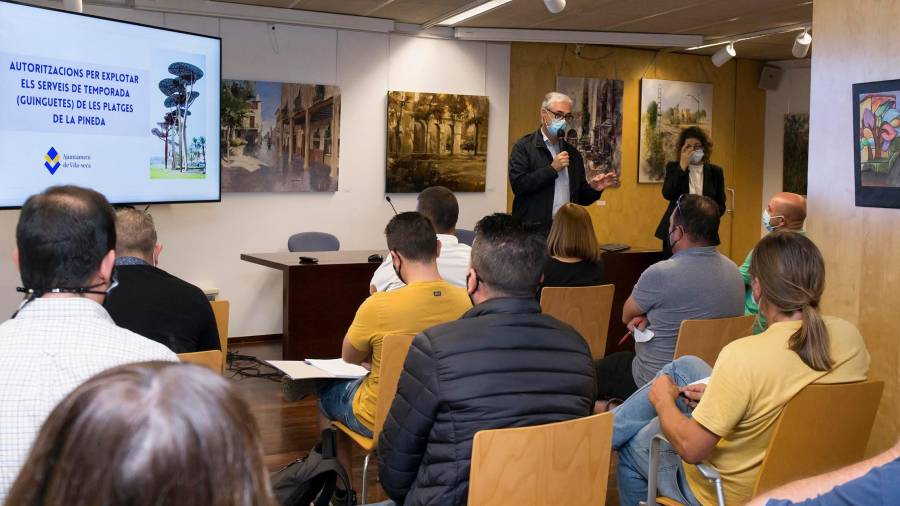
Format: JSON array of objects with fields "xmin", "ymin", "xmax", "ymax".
[{"xmin": 758, "ymin": 65, "xmax": 783, "ymax": 91}]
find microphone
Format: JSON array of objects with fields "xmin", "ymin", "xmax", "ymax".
[{"xmin": 385, "ymin": 195, "xmax": 398, "ymax": 215}]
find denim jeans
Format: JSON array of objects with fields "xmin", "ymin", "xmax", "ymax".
[{"xmin": 611, "ymin": 356, "xmax": 712, "ymax": 506}]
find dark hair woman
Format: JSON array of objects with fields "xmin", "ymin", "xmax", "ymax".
[
  {"xmin": 654, "ymin": 126, "xmax": 726, "ymax": 257},
  {"xmin": 7, "ymin": 362, "xmax": 276, "ymax": 506}
]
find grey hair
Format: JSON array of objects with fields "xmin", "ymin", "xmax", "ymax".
[{"xmin": 541, "ymin": 91, "xmax": 573, "ymax": 109}]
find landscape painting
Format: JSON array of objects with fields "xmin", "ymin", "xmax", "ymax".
[
  {"xmin": 783, "ymin": 113, "xmax": 809, "ymax": 195},
  {"xmin": 638, "ymin": 78, "xmax": 713, "ymax": 183},
  {"xmin": 386, "ymin": 91, "xmax": 488, "ymax": 193},
  {"xmin": 853, "ymin": 79, "xmax": 900, "ymax": 208},
  {"xmin": 221, "ymin": 80, "xmax": 340, "ymax": 192},
  {"xmin": 555, "ymin": 76, "xmax": 624, "ymax": 181}
]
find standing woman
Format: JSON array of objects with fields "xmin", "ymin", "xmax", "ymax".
[{"xmin": 654, "ymin": 127, "xmax": 726, "ymax": 257}]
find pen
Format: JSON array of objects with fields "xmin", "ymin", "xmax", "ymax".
[{"xmin": 618, "ymin": 317, "xmax": 644, "ymax": 346}]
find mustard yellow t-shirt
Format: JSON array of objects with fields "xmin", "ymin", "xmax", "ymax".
[
  {"xmin": 685, "ymin": 316, "xmax": 870, "ymax": 506},
  {"xmin": 347, "ymin": 280, "xmax": 471, "ymax": 430}
]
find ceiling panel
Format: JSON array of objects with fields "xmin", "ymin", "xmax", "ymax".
[{"xmin": 214, "ymin": 0, "xmax": 813, "ymax": 61}]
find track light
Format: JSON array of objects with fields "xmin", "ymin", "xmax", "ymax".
[
  {"xmin": 711, "ymin": 43, "xmax": 736, "ymax": 67},
  {"xmin": 544, "ymin": 0, "xmax": 566, "ymax": 14},
  {"xmin": 792, "ymin": 30, "xmax": 812, "ymax": 58},
  {"xmin": 62, "ymin": 0, "xmax": 83, "ymax": 12}
]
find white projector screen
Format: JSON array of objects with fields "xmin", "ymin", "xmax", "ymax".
[{"xmin": 0, "ymin": 0, "xmax": 221, "ymax": 208}]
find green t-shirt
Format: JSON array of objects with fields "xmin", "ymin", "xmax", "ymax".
[{"xmin": 740, "ymin": 229, "xmax": 806, "ymax": 333}]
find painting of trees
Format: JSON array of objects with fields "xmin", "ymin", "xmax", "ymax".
[{"xmin": 386, "ymin": 91, "xmax": 489, "ymax": 192}]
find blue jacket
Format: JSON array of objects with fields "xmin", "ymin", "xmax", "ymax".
[{"xmin": 377, "ymin": 297, "xmax": 596, "ymax": 505}]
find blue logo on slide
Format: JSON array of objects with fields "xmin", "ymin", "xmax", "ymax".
[{"xmin": 43, "ymin": 147, "xmax": 61, "ymax": 175}]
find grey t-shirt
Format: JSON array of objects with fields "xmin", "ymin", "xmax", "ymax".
[{"xmin": 630, "ymin": 246, "xmax": 744, "ymax": 386}]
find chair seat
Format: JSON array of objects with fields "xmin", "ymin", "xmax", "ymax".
[{"xmin": 333, "ymin": 421, "xmax": 375, "ymax": 451}]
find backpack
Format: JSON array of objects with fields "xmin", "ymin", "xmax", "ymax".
[{"xmin": 272, "ymin": 428, "xmax": 353, "ymax": 506}]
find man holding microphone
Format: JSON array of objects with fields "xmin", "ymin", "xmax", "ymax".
[{"xmin": 509, "ymin": 91, "xmax": 618, "ymax": 237}]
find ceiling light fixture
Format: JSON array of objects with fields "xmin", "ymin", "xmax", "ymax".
[
  {"xmin": 711, "ymin": 43, "xmax": 736, "ymax": 67},
  {"xmin": 792, "ymin": 30, "xmax": 812, "ymax": 58},
  {"xmin": 686, "ymin": 23, "xmax": 808, "ymax": 51},
  {"xmin": 62, "ymin": 0, "xmax": 83, "ymax": 12},
  {"xmin": 544, "ymin": 0, "xmax": 566, "ymax": 14},
  {"xmin": 433, "ymin": 0, "xmax": 513, "ymax": 27}
]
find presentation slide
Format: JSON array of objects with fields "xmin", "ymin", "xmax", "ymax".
[{"xmin": 0, "ymin": 1, "xmax": 221, "ymax": 208}]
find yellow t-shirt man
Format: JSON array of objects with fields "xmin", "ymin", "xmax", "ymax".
[
  {"xmin": 685, "ymin": 316, "xmax": 870, "ymax": 506},
  {"xmin": 347, "ymin": 280, "xmax": 471, "ymax": 431}
]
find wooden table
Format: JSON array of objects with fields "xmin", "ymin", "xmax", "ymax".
[
  {"xmin": 241, "ymin": 250, "xmax": 384, "ymax": 360},
  {"xmin": 601, "ymin": 248, "xmax": 665, "ymax": 356}
]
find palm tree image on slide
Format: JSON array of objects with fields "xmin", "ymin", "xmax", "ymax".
[{"xmin": 151, "ymin": 61, "xmax": 207, "ymax": 180}]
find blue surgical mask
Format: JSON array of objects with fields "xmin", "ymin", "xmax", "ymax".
[
  {"xmin": 690, "ymin": 149, "xmax": 704, "ymax": 164},
  {"xmin": 762, "ymin": 210, "xmax": 784, "ymax": 233},
  {"xmin": 548, "ymin": 117, "xmax": 567, "ymax": 137}
]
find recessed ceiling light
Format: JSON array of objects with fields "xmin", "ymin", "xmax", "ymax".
[{"xmin": 438, "ymin": 0, "xmax": 513, "ymax": 26}]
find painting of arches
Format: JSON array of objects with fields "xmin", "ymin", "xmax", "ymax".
[{"xmin": 387, "ymin": 91, "xmax": 489, "ymax": 193}]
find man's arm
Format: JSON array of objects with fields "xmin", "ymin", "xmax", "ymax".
[
  {"xmin": 508, "ymin": 140, "xmax": 558, "ymax": 197},
  {"xmin": 378, "ymin": 334, "xmax": 441, "ymax": 502},
  {"xmin": 622, "ymin": 296, "xmax": 645, "ymax": 326},
  {"xmin": 341, "ymin": 334, "xmax": 370, "ymax": 365},
  {"xmin": 748, "ymin": 441, "xmax": 900, "ymax": 506},
  {"xmin": 739, "ymin": 250, "xmax": 754, "ymax": 286},
  {"xmin": 649, "ymin": 375, "xmax": 721, "ymax": 464},
  {"xmin": 342, "ymin": 298, "xmax": 378, "ymax": 365}
]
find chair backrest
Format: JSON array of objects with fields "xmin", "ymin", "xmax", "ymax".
[
  {"xmin": 467, "ymin": 413, "xmax": 614, "ymax": 506},
  {"xmin": 287, "ymin": 232, "xmax": 340, "ymax": 252},
  {"xmin": 673, "ymin": 315, "xmax": 755, "ymax": 366},
  {"xmin": 372, "ymin": 333, "xmax": 416, "ymax": 441},
  {"xmin": 178, "ymin": 350, "xmax": 224, "ymax": 373},
  {"xmin": 540, "ymin": 284, "xmax": 615, "ymax": 360},
  {"xmin": 753, "ymin": 380, "xmax": 884, "ymax": 496},
  {"xmin": 456, "ymin": 228, "xmax": 475, "ymax": 246},
  {"xmin": 210, "ymin": 299, "xmax": 230, "ymax": 370}
]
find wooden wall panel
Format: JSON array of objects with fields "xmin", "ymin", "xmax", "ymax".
[
  {"xmin": 507, "ymin": 43, "xmax": 765, "ymax": 262},
  {"xmin": 807, "ymin": 0, "xmax": 899, "ymax": 454}
]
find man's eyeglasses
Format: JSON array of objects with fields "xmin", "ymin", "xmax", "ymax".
[
  {"xmin": 675, "ymin": 193, "xmax": 688, "ymax": 218},
  {"xmin": 544, "ymin": 108, "xmax": 574, "ymax": 121}
]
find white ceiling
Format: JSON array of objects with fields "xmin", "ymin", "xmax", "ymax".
[{"xmin": 219, "ymin": 0, "xmax": 813, "ymax": 60}]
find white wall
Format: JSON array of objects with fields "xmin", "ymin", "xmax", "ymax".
[
  {"xmin": 761, "ymin": 60, "xmax": 811, "ymax": 233},
  {"xmin": 0, "ymin": 3, "xmax": 511, "ymax": 337}
]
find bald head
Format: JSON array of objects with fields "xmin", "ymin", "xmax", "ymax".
[{"xmin": 767, "ymin": 192, "xmax": 806, "ymax": 230}]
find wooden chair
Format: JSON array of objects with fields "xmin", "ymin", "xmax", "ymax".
[
  {"xmin": 468, "ymin": 413, "xmax": 614, "ymax": 506},
  {"xmin": 646, "ymin": 380, "xmax": 885, "ymax": 506},
  {"xmin": 540, "ymin": 284, "xmax": 615, "ymax": 359},
  {"xmin": 672, "ymin": 315, "xmax": 755, "ymax": 366},
  {"xmin": 331, "ymin": 333, "xmax": 415, "ymax": 503},
  {"xmin": 178, "ymin": 350, "xmax": 224, "ymax": 372},
  {"xmin": 210, "ymin": 299, "xmax": 230, "ymax": 371}
]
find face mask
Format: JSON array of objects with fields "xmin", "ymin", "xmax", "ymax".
[
  {"xmin": 548, "ymin": 117, "xmax": 567, "ymax": 137},
  {"xmin": 667, "ymin": 227, "xmax": 682, "ymax": 251},
  {"xmin": 690, "ymin": 149, "xmax": 704, "ymax": 164},
  {"xmin": 465, "ymin": 271, "xmax": 480, "ymax": 306},
  {"xmin": 762, "ymin": 210, "xmax": 784, "ymax": 233},
  {"xmin": 391, "ymin": 254, "xmax": 405, "ymax": 285}
]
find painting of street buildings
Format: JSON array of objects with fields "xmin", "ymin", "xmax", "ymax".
[
  {"xmin": 221, "ymin": 80, "xmax": 340, "ymax": 192},
  {"xmin": 556, "ymin": 76, "xmax": 624, "ymax": 180},
  {"xmin": 639, "ymin": 78, "xmax": 713, "ymax": 183},
  {"xmin": 387, "ymin": 91, "xmax": 488, "ymax": 193}
]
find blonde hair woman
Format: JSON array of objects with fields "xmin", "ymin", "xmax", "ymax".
[{"xmin": 540, "ymin": 203, "xmax": 605, "ymax": 298}]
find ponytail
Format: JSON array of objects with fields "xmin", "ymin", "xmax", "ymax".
[{"xmin": 789, "ymin": 303, "xmax": 833, "ymax": 371}]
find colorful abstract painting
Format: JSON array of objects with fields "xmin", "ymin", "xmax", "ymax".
[
  {"xmin": 638, "ymin": 79, "xmax": 713, "ymax": 183},
  {"xmin": 852, "ymin": 79, "xmax": 900, "ymax": 208},
  {"xmin": 555, "ymin": 76, "xmax": 624, "ymax": 182}
]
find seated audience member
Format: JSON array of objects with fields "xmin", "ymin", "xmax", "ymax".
[
  {"xmin": 0, "ymin": 186, "xmax": 176, "ymax": 501},
  {"xmin": 741, "ymin": 192, "xmax": 807, "ymax": 333},
  {"xmin": 7, "ymin": 362, "xmax": 275, "ymax": 506},
  {"xmin": 748, "ymin": 439, "xmax": 900, "ymax": 506},
  {"xmin": 318, "ymin": 212, "xmax": 471, "ymax": 503},
  {"xmin": 593, "ymin": 194, "xmax": 743, "ymax": 402},
  {"xmin": 370, "ymin": 186, "xmax": 471, "ymax": 292},
  {"xmin": 104, "ymin": 208, "xmax": 220, "ymax": 353},
  {"xmin": 609, "ymin": 231, "xmax": 870, "ymax": 506},
  {"xmin": 377, "ymin": 213, "xmax": 596, "ymax": 506},
  {"xmin": 539, "ymin": 202, "xmax": 606, "ymax": 296}
]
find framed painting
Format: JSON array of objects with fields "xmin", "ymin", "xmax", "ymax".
[
  {"xmin": 853, "ymin": 79, "xmax": 900, "ymax": 208},
  {"xmin": 555, "ymin": 76, "xmax": 624, "ymax": 181},
  {"xmin": 638, "ymin": 78, "xmax": 713, "ymax": 183}
]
